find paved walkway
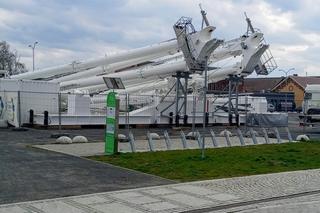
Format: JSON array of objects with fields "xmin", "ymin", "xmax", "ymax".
[{"xmin": 2, "ymin": 169, "xmax": 320, "ymax": 212}]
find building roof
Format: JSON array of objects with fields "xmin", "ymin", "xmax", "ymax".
[
  {"xmin": 272, "ymin": 76, "xmax": 320, "ymax": 90},
  {"xmin": 242, "ymin": 77, "xmax": 284, "ymax": 92}
]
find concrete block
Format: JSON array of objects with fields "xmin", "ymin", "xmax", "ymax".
[
  {"xmin": 56, "ymin": 136, "xmax": 72, "ymax": 144},
  {"xmin": 186, "ymin": 132, "xmax": 197, "ymax": 140},
  {"xmin": 296, "ymin": 134, "xmax": 310, "ymax": 141},
  {"xmin": 72, "ymin": 136, "xmax": 88, "ymax": 143},
  {"xmin": 219, "ymin": 130, "xmax": 232, "ymax": 137},
  {"xmin": 118, "ymin": 134, "xmax": 129, "ymax": 142},
  {"xmin": 245, "ymin": 130, "xmax": 259, "ymax": 137},
  {"xmin": 149, "ymin": 132, "xmax": 161, "ymax": 140}
]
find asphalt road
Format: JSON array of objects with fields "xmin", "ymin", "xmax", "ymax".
[{"xmin": 0, "ymin": 128, "xmax": 173, "ymax": 205}]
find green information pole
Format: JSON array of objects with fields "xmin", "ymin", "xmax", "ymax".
[{"xmin": 105, "ymin": 91, "xmax": 118, "ymax": 155}]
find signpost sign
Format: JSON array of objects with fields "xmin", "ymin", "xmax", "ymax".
[
  {"xmin": 105, "ymin": 91, "xmax": 118, "ymax": 154},
  {"xmin": 103, "ymin": 77, "xmax": 125, "ymax": 155}
]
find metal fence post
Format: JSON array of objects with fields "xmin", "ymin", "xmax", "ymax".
[
  {"xmin": 128, "ymin": 131, "xmax": 136, "ymax": 153},
  {"xmin": 210, "ymin": 129, "xmax": 218, "ymax": 147},
  {"xmin": 262, "ymin": 128, "xmax": 270, "ymax": 144},
  {"xmin": 180, "ymin": 130, "xmax": 188, "ymax": 149},
  {"xmin": 237, "ymin": 128, "xmax": 245, "ymax": 146},
  {"xmin": 274, "ymin": 127, "xmax": 282, "ymax": 143},
  {"xmin": 58, "ymin": 92, "xmax": 62, "ymax": 131},
  {"xmin": 163, "ymin": 130, "xmax": 172, "ymax": 150},
  {"xmin": 147, "ymin": 131, "xmax": 154, "ymax": 152},
  {"xmin": 192, "ymin": 94, "xmax": 196, "ymax": 134},
  {"xmin": 285, "ymin": 127, "xmax": 293, "ymax": 142},
  {"xmin": 245, "ymin": 95, "xmax": 248, "ymax": 132},
  {"xmin": 202, "ymin": 57, "xmax": 208, "ymax": 158},
  {"xmin": 250, "ymin": 127, "xmax": 258, "ymax": 145},
  {"xmin": 196, "ymin": 130, "xmax": 202, "ymax": 148},
  {"xmin": 224, "ymin": 130, "xmax": 231, "ymax": 147},
  {"xmin": 126, "ymin": 93, "xmax": 130, "ymax": 137},
  {"xmin": 17, "ymin": 91, "xmax": 21, "ymax": 128}
]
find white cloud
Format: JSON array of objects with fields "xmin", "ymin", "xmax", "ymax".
[{"xmin": 0, "ymin": 0, "xmax": 319, "ymax": 77}]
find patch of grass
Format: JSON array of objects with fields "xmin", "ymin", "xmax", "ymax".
[{"xmin": 88, "ymin": 141, "xmax": 320, "ymax": 182}]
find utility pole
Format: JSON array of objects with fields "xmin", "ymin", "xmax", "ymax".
[{"xmin": 28, "ymin": 41, "xmax": 38, "ymax": 72}]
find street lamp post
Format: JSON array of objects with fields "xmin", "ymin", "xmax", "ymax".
[
  {"xmin": 279, "ymin": 68, "xmax": 295, "ymax": 112},
  {"xmin": 201, "ymin": 56, "xmax": 208, "ymax": 159},
  {"xmin": 28, "ymin": 41, "xmax": 38, "ymax": 72}
]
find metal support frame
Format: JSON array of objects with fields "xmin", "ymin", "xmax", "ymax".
[
  {"xmin": 172, "ymin": 71, "xmax": 191, "ymax": 127},
  {"xmin": 212, "ymin": 75, "xmax": 243, "ymax": 127},
  {"xmin": 159, "ymin": 83, "xmax": 176, "ymax": 116},
  {"xmin": 227, "ymin": 75, "xmax": 242, "ymax": 126}
]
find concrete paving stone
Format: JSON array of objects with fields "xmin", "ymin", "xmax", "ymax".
[
  {"xmin": 32, "ymin": 142, "xmax": 105, "ymax": 157},
  {"xmin": 162, "ymin": 193, "xmax": 213, "ymax": 207},
  {"xmin": 110, "ymin": 191, "xmax": 143, "ymax": 199},
  {"xmin": 237, "ymin": 201, "xmax": 320, "ymax": 213},
  {"xmin": 90, "ymin": 202, "xmax": 144, "ymax": 213},
  {"xmin": 142, "ymin": 201, "xmax": 181, "ymax": 211},
  {"xmin": 71, "ymin": 195, "xmax": 111, "ymax": 205},
  {"xmin": 144, "ymin": 188, "xmax": 177, "ymax": 196},
  {"xmin": 120, "ymin": 196, "xmax": 161, "ymax": 205},
  {"xmin": 0, "ymin": 206, "xmax": 28, "ymax": 213},
  {"xmin": 171, "ymin": 185, "xmax": 219, "ymax": 196},
  {"xmin": 195, "ymin": 169, "xmax": 320, "ymax": 201},
  {"xmin": 3, "ymin": 169, "xmax": 320, "ymax": 212},
  {"xmin": 110, "ymin": 191, "xmax": 162, "ymax": 204},
  {"xmin": 30, "ymin": 200, "xmax": 86, "ymax": 213},
  {"xmin": 211, "ymin": 193, "xmax": 320, "ymax": 213},
  {"xmin": 207, "ymin": 193, "xmax": 239, "ymax": 201}
]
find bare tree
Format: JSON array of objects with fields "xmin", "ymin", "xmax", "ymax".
[{"xmin": 0, "ymin": 41, "xmax": 27, "ymax": 76}]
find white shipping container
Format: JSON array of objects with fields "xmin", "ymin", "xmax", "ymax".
[{"xmin": 0, "ymin": 79, "xmax": 60, "ymax": 126}]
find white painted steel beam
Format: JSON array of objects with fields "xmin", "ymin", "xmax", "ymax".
[
  {"xmin": 11, "ymin": 40, "xmax": 179, "ymax": 80},
  {"xmin": 60, "ymin": 60, "xmax": 187, "ymax": 90}
]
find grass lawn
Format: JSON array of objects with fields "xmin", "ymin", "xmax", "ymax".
[{"xmin": 88, "ymin": 141, "xmax": 320, "ymax": 182}]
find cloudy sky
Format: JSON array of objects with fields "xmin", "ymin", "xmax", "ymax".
[{"xmin": 0, "ymin": 0, "xmax": 319, "ymax": 77}]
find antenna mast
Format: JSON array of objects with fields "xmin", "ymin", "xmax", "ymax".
[
  {"xmin": 244, "ymin": 12, "xmax": 255, "ymax": 34},
  {"xmin": 199, "ymin": 4, "xmax": 210, "ymax": 29}
]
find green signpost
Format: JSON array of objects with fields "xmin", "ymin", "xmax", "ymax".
[
  {"xmin": 105, "ymin": 91, "xmax": 118, "ymax": 155},
  {"xmin": 103, "ymin": 77, "xmax": 125, "ymax": 155}
]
